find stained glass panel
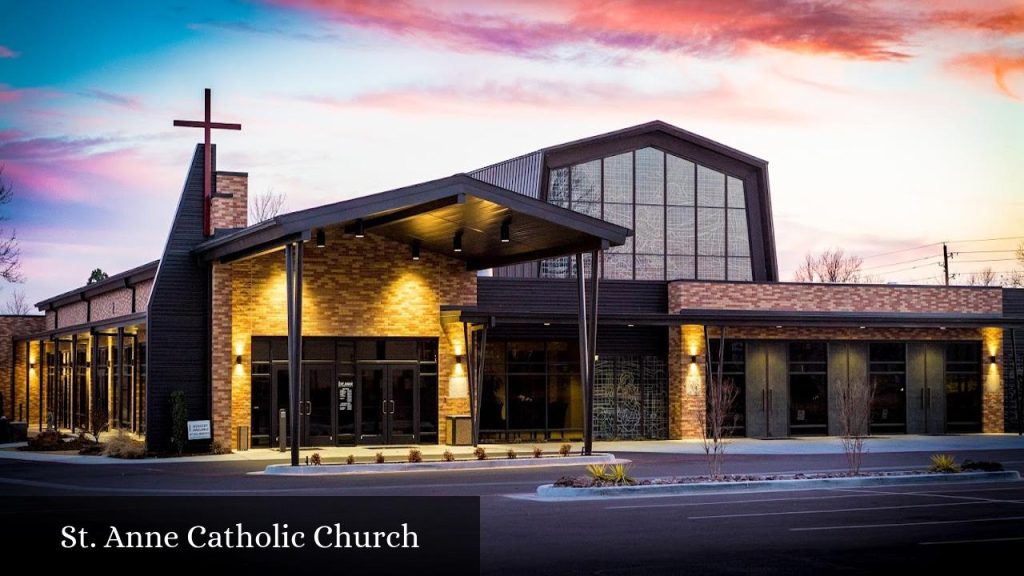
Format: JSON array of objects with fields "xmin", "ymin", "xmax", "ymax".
[
  {"xmin": 667, "ymin": 255, "xmax": 696, "ymax": 280},
  {"xmin": 697, "ymin": 165, "xmax": 725, "ymax": 207},
  {"xmin": 697, "ymin": 207, "xmax": 725, "ymax": 256},
  {"xmin": 667, "ymin": 154, "xmax": 695, "ymax": 206},
  {"xmin": 571, "ymin": 160, "xmax": 601, "ymax": 204},
  {"xmin": 635, "ymin": 205, "xmax": 664, "ymax": 254},
  {"xmin": 728, "ymin": 208, "xmax": 750, "ymax": 257},
  {"xmin": 727, "ymin": 176, "xmax": 745, "ymax": 208},
  {"xmin": 667, "ymin": 206, "xmax": 695, "ymax": 254},
  {"xmin": 635, "ymin": 147, "xmax": 664, "ymax": 205},
  {"xmin": 698, "ymin": 256, "xmax": 726, "ymax": 280},
  {"xmin": 603, "ymin": 153, "xmax": 632, "ymax": 204}
]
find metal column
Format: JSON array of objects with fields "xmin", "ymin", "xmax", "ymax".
[
  {"xmin": 286, "ymin": 242, "xmax": 304, "ymax": 466},
  {"xmin": 1012, "ymin": 328, "xmax": 1021, "ymax": 436}
]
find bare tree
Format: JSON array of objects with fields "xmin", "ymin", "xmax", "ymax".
[
  {"xmin": 835, "ymin": 377, "xmax": 874, "ymax": 475},
  {"xmin": 965, "ymin": 266, "xmax": 998, "ymax": 286},
  {"xmin": 248, "ymin": 188, "xmax": 287, "ymax": 225},
  {"xmin": 699, "ymin": 333, "xmax": 740, "ymax": 479},
  {"xmin": 792, "ymin": 248, "xmax": 863, "ymax": 283},
  {"xmin": 3, "ymin": 289, "xmax": 30, "ymax": 315},
  {"xmin": 1004, "ymin": 270, "xmax": 1024, "ymax": 288},
  {"xmin": 0, "ymin": 166, "xmax": 22, "ymax": 283}
]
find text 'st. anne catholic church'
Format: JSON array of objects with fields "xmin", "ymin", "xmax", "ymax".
[{"xmin": 3, "ymin": 91, "xmax": 1022, "ymax": 456}]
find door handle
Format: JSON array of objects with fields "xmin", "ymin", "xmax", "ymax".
[
  {"xmin": 389, "ymin": 400, "xmax": 395, "ymax": 414},
  {"xmin": 768, "ymin": 389, "xmax": 772, "ymax": 413},
  {"xmin": 920, "ymin": 389, "xmax": 925, "ymax": 409},
  {"xmin": 382, "ymin": 400, "xmax": 387, "ymax": 415}
]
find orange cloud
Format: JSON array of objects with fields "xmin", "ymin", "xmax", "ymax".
[{"xmin": 949, "ymin": 52, "xmax": 1024, "ymax": 99}]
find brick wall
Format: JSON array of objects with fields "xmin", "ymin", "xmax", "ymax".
[
  {"xmin": 56, "ymin": 301, "xmax": 87, "ymax": 328},
  {"xmin": 212, "ymin": 230, "xmax": 478, "ymax": 448},
  {"xmin": 212, "ymin": 172, "xmax": 248, "ymax": 230},
  {"xmin": 91, "ymin": 288, "xmax": 134, "ymax": 322},
  {"xmin": 134, "ymin": 279, "xmax": 153, "ymax": 313},
  {"xmin": 667, "ymin": 325, "xmax": 707, "ymax": 438},
  {"xmin": 2, "ymin": 316, "xmax": 47, "ymax": 420},
  {"xmin": 670, "ymin": 281, "xmax": 1002, "ymax": 314}
]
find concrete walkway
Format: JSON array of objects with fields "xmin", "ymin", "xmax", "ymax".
[{"xmin": 1, "ymin": 434, "xmax": 1022, "ymax": 465}]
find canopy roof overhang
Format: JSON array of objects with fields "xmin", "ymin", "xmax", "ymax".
[{"xmin": 194, "ymin": 174, "xmax": 631, "ymax": 268}]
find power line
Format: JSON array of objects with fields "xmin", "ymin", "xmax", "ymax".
[
  {"xmin": 952, "ymin": 258, "xmax": 1017, "ymax": 264},
  {"xmin": 861, "ymin": 254, "xmax": 941, "ymax": 272},
  {"xmin": 860, "ymin": 236, "xmax": 1024, "ymax": 261},
  {"xmin": 953, "ymin": 249, "xmax": 1018, "ymax": 255},
  {"xmin": 949, "ymin": 235, "xmax": 1024, "ymax": 244},
  {"xmin": 877, "ymin": 261, "xmax": 943, "ymax": 276},
  {"xmin": 861, "ymin": 242, "xmax": 943, "ymax": 261}
]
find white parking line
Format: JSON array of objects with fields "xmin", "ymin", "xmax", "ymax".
[
  {"xmin": 607, "ymin": 491, "xmax": 919, "ymax": 510},
  {"xmin": 790, "ymin": 515, "xmax": 1024, "ymax": 532},
  {"xmin": 689, "ymin": 500, "xmax": 1013, "ymax": 520},
  {"xmin": 919, "ymin": 536, "xmax": 1024, "ymax": 546}
]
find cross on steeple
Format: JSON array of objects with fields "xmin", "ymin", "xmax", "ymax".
[{"xmin": 173, "ymin": 88, "xmax": 242, "ymax": 236}]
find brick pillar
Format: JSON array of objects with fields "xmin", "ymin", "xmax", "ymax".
[
  {"xmin": 210, "ymin": 262, "xmax": 233, "ymax": 448},
  {"xmin": 212, "ymin": 172, "xmax": 248, "ymax": 230},
  {"xmin": 668, "ymin": 324, "xmax": 707, "ymax": 439},
  {"xmin": 982, "ymin": 327, "xmax": 1004, "ymax": 433}
]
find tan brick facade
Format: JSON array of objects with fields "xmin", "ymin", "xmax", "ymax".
[
  {"xmin": 211, "ymin": 230, "xmax": 477, "ymax": 448},
  {"xmin": 669, "ymin": 281, "xmax": 1002, "ymax": 314},
  {"xmin": 3, "ymin": 317, "xmax": 46, "ymax": 420},
  {"xmin": 212, "ymin": 172, "xmax": 248, "ymax": 230}
]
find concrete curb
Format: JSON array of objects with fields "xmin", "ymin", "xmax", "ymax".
[
  {"xmin": 264, "ymin": 453, "xmax": 618, "ymax": 475},
  {"xmin": 535, "ymin": 470, "xmax": 1022, "ymax": 499}
]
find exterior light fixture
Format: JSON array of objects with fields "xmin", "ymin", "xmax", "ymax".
[
  {"xmin": 236, "ymin": 354, "xmax": 242, "ymax": 366},
  {"xmin": 859, "ymin": 326, "xmax": 866, "ymax": 330},
  {"xmin": 690, "ymin": 355, "xmax": 697, "ymax": 364},
  {"xmin": 455, "ymin": 354, "xmax": 464, "ymax": 365},
  {"xmin": 453, "ymin": 230, "xmax": 463, "ymax": 253},
  {"xmin": 543, "ymin": 322, "xmax": 551, "ymax": 326},
  {"xmin": 627, "ymin": 324, "xmax": 635, "ymax": 327},
  {"xmin": 315, "ymin": 228, "xmax": 326, "ymax": 248},
  {"xmin": 775, "ymin": 325, "xmax": 782, "ymax": 329},
  {"xmin": 354, "ymin": 220, "xmax": 365, "ymax": 238},
  {"xmin": 939, "ymin": 326, "xmax": 947, "ymax": 330},
  {"xmin": 29, "ymin": 361, "xmax": 35, "ymax": 370},
  {"xmin": 411, "ymin": 241, "xmax": 421, "ymax": 261},
  {"xmin": 989, "ymin": 355, "xmax": 997, "ymax": 364},
  {"xmin": 500, "ymin": 219, "xmax": 510, "ymax": 243}
]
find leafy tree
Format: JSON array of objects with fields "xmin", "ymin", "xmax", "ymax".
[{"xmin": 87, "ymin": 268, "xmax": 109, "ymax": 284}]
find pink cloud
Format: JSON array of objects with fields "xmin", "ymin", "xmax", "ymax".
[
  {"xmin": 0, "ymin": 133, "xmax": 174, "ymax": 203},
  {"xmin": 299, "ymin": 78, "xmax": 804, "ymax": 123},
  {"xmin": 265, "ymin": 0, "xmax": 918, "ymax": 60},
  {"xmin": 76, "ymin": 89, "xmax": 141, "ymax": 109},
  {"xmin": 0, "ymin": 45, "xmax": 17, "ymax": 58}
]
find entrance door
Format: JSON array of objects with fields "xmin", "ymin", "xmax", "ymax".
[
  {"xmin": 357, "ymin": 364, "xmax": 417, "ymax": 445},
  {"xmin": 907, "ymin": 343, "xmax": 945, "ymax": 434},
  {"xmin": 745, "ymin": 342, "xmax": 788, "ymax": 438},
  {"xmin": 303, "ymin": 365, "xmax": 335, "ymax": 445}
]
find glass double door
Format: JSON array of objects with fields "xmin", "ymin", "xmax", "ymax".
[
  {"xmin": 358, "ymin": 364, "xmax": 417, "ymax": 445},
  {"xmin": 271, "ymin": 364, "xmax": 334, "ymax": 446}
]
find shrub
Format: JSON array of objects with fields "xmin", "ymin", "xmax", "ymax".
[
  {"xmin": 506, "ymin": 448, "xmax": 517, "ymax": 459},
  {"xmin": 473, "ymin": 446, "xmax": 487, "ymax": 460},
  {"xmin": 532, "ymin": 446, "xmax": 544, "ymax": 458},
  {"xmin": 408, "ymin": 449, "xmax": 423, "ymax": 463},
  {"xmin": 442, "ymin": 450, "xmax": 455, "ymax": 462},
  {"xmin": 346, "ymin": 454, "xmax": 356, "ymax": 465},
  {"xmin": 607, "ymin": 463, "xmax": 636, "ymax": 486},
  {"xmin": 586, "ymin": 464, "xmax": 609, "ymax": 481},
  {"xmin": 310, "ymin": 453, "xmax": 322, "ymax": 466},
  {"xmin": 929, "ymin": 454, "xmax": 960, "ymax": 473},
  {"xmin": 375, "ymin": 451, "xmax": 385, "ymax": 464},
  {"xmin": 559, "ymin": 443, "xmax": 572, "ymax": 457},
  {"xmin": 25, "ymin": 429, "xmax": 62, "ymax": 451},
  {"xmin": 210, "ymin": 440, "xmax": 231, "ymax": 455},
  {"xmin": 104, "ymin": 430, "xmax": 146, "ymax": 459},
  {"xmin": 961, "ymin": 459, "xmax": 1003, "ymax": 472},
  {"xmin": 169, "ymin": 390, "xmax": 188, "ymax": 455}
]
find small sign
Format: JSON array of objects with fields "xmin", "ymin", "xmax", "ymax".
[
  {"xmin": 796, "ymin": 409, "xmax": 806, "ymax": 422},
  {"xmin": 338, "ymin": 379, "xmax": 354, "ymax": 411},
  {"xmin": 187, "ymin": 420, "xmax": 211, "ymax": 440}
]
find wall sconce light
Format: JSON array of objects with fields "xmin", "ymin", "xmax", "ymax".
[
  {"xmin": 236, "ymin": 354, "xmax": 243, "ymax": 366},
  {"xmin": 455, "ymin": 354, "xmax": 464, "ymax": 365},
  {"xmin": 411, "ymin": 241, "xmax": 421, "ymax": 261},
  {"xmin": 29, "ymin": 361, "xmax": 35, "ymax": 370},
  {"xmin": 500, "ymin": 219, "xmax": 510, "ymax": 243},
  {"xmin": 354, "ymin": 219, "xmax": 365, "ymax": 238},
  {"xmin": 315, "ymin": 228, "xmax": 326, "ymax": 248},
  {"xmin": 453, "ymin": 230, "xmax": 463, "ymax": 253},
  {"xmin": 690, "ymin": 355, "xmax": 697, "ymax": 364},
  {"xmin": 989, "ymin": 355, "xmax": 997, "ymax": 364}
]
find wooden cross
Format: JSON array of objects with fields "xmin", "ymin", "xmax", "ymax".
[{"xmin": 173, "ymin": 88, "xmax": 242, "ymax": 236}]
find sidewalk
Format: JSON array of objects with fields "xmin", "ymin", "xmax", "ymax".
[{"xmin": 1, "ymin": 434, "xmax": 1022, "ymax": 465}]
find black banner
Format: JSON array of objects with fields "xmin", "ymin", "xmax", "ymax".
[{"xmin": 0, "ymin": 497, "xmax": 479, "ymax": 575}]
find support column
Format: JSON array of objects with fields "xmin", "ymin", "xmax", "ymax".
[
  {"xmin": 91, "ymin": 333, "xmax": 99, "ymax": 433},
  {"xmin": 24, "ymin": 341, "xmax": 30, "ymax": 423},
  {"xmin": 38, "ymin": 340, "xmax": 44, "ymax": 431},
  {"xmin": 1012, "ymin": 328, "xmax": 1021, "ymax": 436},
  {"xmin": 464, "ymin": 322, "xmax": 476, "ymax": 446},
  {"xmin": 575, "ymin": 253, "xmax": 591, "ymax": 456},
  {"xmin": 286, "ymin": 242, "xmax": 304, "ymax": 466},
  {"xmin": 70, "ymin": 334, "xmax": 78, "ymax": 431},
  {"xmin": 52, "ymin": 338, "xmax": 61, "ymax": 430},
  {"xmin": 116, "ymin": 327, "xmax": 125, "ymax": 430}
]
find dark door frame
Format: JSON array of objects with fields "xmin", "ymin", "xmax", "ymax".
[{"xmin": 355, "ymin": 362, "xmax": 419, "ymax": 445}]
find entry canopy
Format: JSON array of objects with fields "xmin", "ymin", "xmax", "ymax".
[{"xmin": 194, "ymin": 174, "xmax": 631, "ymax": 269}]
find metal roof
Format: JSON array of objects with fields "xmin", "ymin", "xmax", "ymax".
[{"xmin": 193, "ymin": 174, "xmax": 631, "ymax": 269}]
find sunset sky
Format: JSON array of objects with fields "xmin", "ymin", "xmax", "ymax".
[{"xmin": 1, "ymin": 0, "xmax": 1022, "ymax": 306}]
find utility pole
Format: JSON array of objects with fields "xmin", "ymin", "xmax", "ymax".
[{"xmin": 942, "ymin": 243, "xmax": 950, "ymax": 286}]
